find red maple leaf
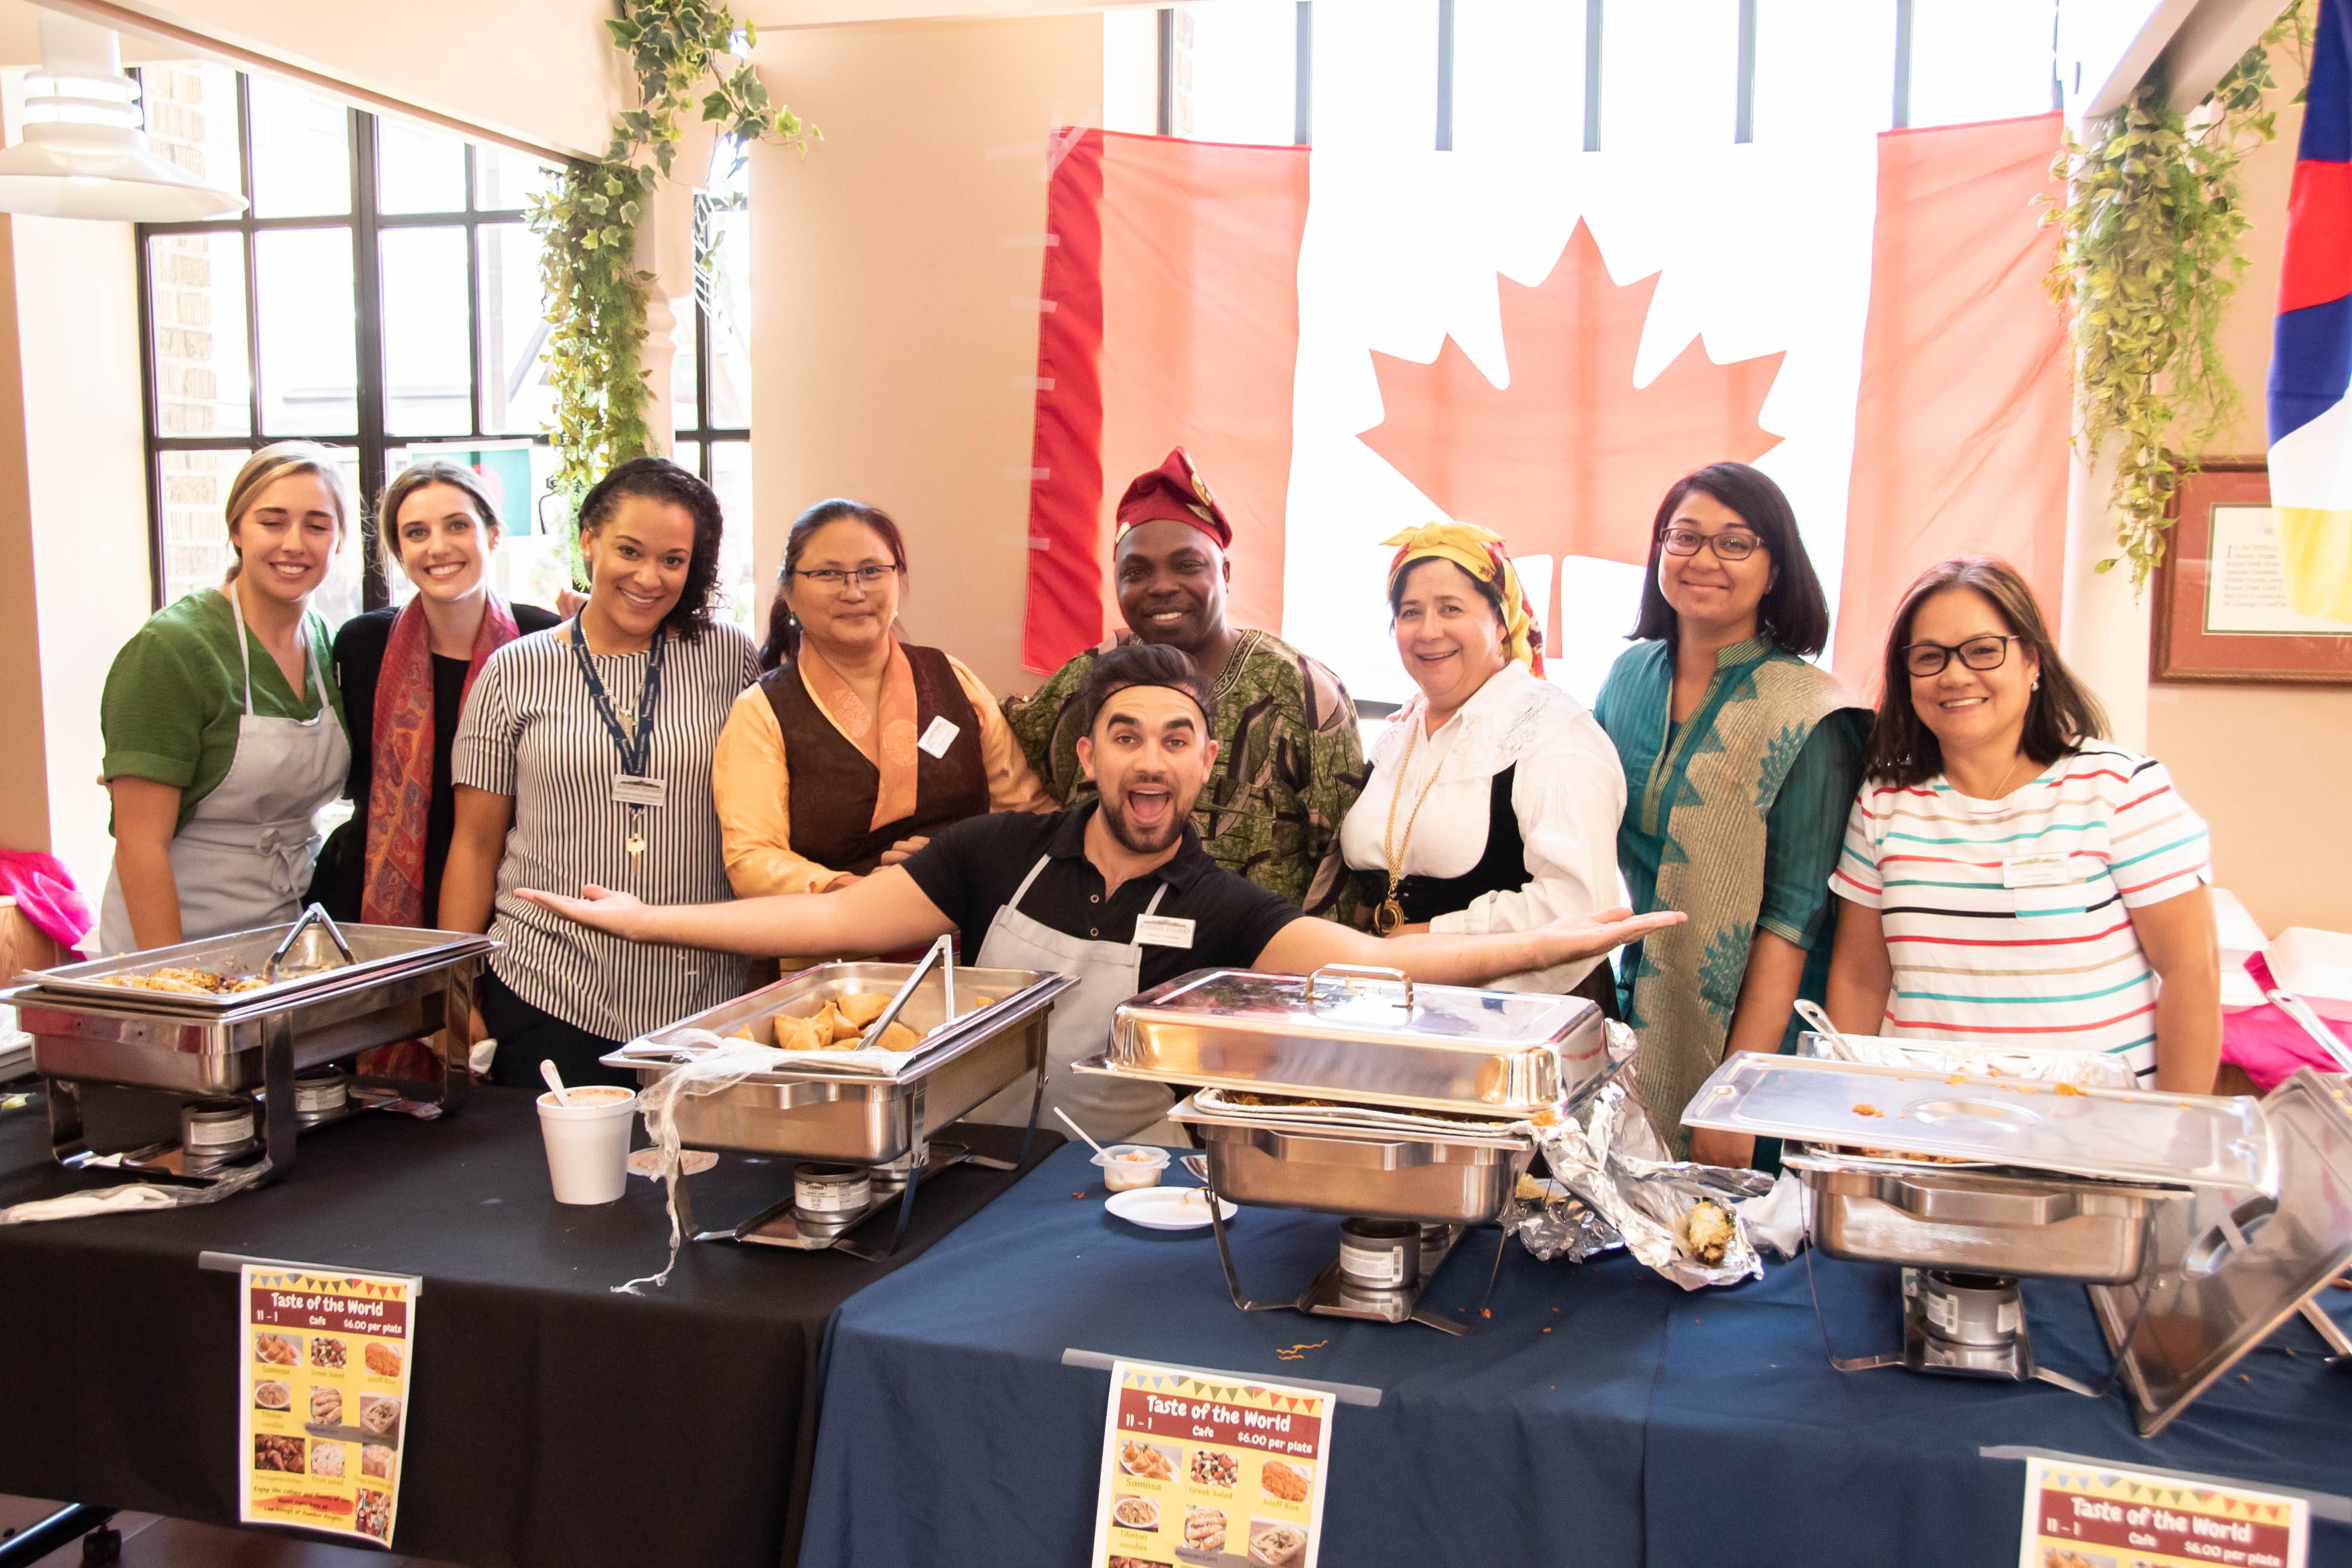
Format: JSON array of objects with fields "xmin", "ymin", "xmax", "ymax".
[{"xmin": 1359, "ymin": 220, "xmax": 1784, "ymax": 633}]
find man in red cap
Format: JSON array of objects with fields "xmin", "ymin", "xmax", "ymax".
[{"xmin": 1005, "ymin": 446, "xmax": 1366, "ymax": 918}]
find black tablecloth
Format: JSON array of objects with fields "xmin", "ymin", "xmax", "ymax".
[{"xmin": 0, "ymin": 1085, "xmax": 1058, "ymax": 1568}]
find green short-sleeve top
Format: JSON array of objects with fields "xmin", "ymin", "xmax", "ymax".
[{"xmin": 101, "ymin": 587, "xmax": 346, "ymax": 834}]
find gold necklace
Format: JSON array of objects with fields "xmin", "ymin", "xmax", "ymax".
[{"xmin": 1374, "ymin": 718, "xmax": 1448, "ymax": 935}]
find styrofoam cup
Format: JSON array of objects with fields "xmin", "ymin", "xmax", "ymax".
[{"xmin": 535, "ymin": 1086, "xmax": 638, "ymax": 1205}]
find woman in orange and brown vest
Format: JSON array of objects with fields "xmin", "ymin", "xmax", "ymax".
[{"xmin": 712, "ymin": 499, "xmax": 1055, "ymax": 918}]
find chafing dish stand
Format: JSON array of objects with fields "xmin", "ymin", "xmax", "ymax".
[
  {"xmin": 5, "ymin": 906, "xmax": 489, "ymax": 1191},
  {"xmin": 609, "ymin": 937, "xmax": 1077, "ymax": 1261},
  {"xmin": 1685, "ymin": 1049, "xmax": 2282, "ymax": 1405}
]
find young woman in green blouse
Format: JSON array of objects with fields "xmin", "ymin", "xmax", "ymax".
[
  {"xmin": 99, "ymin": 443, "xmax": 354, "ymax": 953},
  {"xmin": 1591, "ymin": 463, "xmax": 1870, "ymax": 1165}
]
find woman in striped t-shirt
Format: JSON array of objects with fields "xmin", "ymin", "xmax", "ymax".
[
  {"xmin": 442, "ymin": 459, "xmax": 758, "ymax": 1088},
  {"xmin": 1825, "ymin": 558, "xmax": 2220, "ymax": 1090}
]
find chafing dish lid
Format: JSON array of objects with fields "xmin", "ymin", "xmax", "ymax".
[
  {"xmin": 1114, "ymin": 968, "xmax": 1586, "ymax": 1045},
  {"xmin": 5, "ymin": 922, "xmax": 497, "ymax": 1015},
  {"xmin": 1682, "ymin": 1054, "xmax": 2275, "ymax": 1193}
]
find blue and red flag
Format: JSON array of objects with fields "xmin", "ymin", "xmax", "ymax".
[{"xmin": 2268, "ymin": 0, "xmax": 2352, "ymax": 623}]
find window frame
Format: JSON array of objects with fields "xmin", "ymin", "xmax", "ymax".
[
  {"xmin": 678, "ymin": 173, "xmax": 753, "ymax": 487},
  {"xmin": 133, "ymin": 72, "xmax": 556, "ymax": 614}
]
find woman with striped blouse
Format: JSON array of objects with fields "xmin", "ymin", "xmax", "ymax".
[
  {"xmin": 442, "ymin": 459, "xmax": 758, "ymax": 1088},
  {"xmin": 1824, "ymin": 556, "xmax": 2221, "ymax": 1092}
]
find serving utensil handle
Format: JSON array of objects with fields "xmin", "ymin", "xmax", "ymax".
[
  {"xmin": 1307, "ymin": 963, "xmax": 1412, "ymax": 1012},
  {"xmin": 265, "ymin": 903, "xmax": 355, "ymax": 983}
]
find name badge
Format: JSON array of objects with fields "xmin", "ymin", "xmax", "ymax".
[
  {"xmin": 613, "ymin": 774, "xmax": 668, "ymax": 808},
  {"xmin": 2002, "ymin": 853, "xmax": 2072, "ymax": 889},
  {"xmin": 1133, "ymin": 914, "xmax": 1195, "ymax": 949},
  {"xmin": 917, "ymin": 716, "xmax": 961, "ymax": 758}
]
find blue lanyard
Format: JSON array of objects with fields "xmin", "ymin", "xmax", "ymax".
[{"xmin": 569, "ymin": 611, "xmax": 664, "ymax": 778}]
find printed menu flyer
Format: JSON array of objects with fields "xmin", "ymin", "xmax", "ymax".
[
  {"xmin": 239, "ymin": 1263, "xmax": 420, "ymax": 1547},
  {"xmin": 1092, "ymin": 1358, "xmax": 1332, "ymax": 1568},
  {"xmin": 2018, "ymin": 1457, "xmax": 2308, "ymax": 1568}
]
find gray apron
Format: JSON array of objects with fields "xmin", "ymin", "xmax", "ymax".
[
  {"xmin": 968, "ymin": 853, "xmax": 1184, "ymax": 1144},
  {"xmin": 99, "ymin": 580, "xmax": 350, "ymax": 954}
]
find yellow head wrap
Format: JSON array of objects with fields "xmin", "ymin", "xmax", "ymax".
[{"xmin": 1382, "ymin": 521, "xmax": 1544, "ymax": 677}]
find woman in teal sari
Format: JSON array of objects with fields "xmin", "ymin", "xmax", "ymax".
[{"xmin": 1592, "ymin": 463, "xmax": 1869, "ymax": 1165}]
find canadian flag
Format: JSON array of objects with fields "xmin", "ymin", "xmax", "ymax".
[{"xmin": 1022, "ymin": 114, "xmax": 2071, "ymax": 705}]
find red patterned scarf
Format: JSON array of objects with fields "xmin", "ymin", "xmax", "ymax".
[{"xmin": 362, "ymin": 593, "xmax": 520, "ymax": 926}]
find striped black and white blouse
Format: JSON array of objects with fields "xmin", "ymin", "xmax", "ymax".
[{"xmin": 452, "ymin": 621, "xmax": 758, "ymax": 1041}]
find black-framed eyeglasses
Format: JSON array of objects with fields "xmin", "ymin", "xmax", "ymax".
[
  {"xmin": 1901, "ymin": 634, "xmax": 2021, "ymax": 678},
  {"xmin": 1659, "ymin": 526, "xmax": 1762, "ymax": 562},
  {"xmin": 792, "ymin": 564, "xmax": 900, "ymax": 590}
]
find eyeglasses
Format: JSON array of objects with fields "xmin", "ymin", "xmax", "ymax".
[
  {"xmin": 792, "ymin": 564, "xmax": 899, "ymax": 590},
  {"xmin": 1659, "ymin": 526, "xmax": 1762, "ymax": 562},
  {"xmin": 1901, "ymin": 634, "xmax": 2021, "ymax": 678}
]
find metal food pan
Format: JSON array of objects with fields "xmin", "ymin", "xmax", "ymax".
[
  {"xmin": 17, "ymin": 960, "xmax": 483, "ymax": 1096},
  {"xmin": 1172, "ymin": 1097, "xmax": 1530, "ymax": 1226},
  {"xmin": 611, "ymin": 962, "xmax": 1071, "ymax": 1165},
  {"xmin": 12, "ymin": 924, "xmax": 495, "ymax": 1015},
  {"xmin": 1109, "ymin": 968, "xmax": 1603, "ymax": 1117},
  {"xmin": 1785, "ymin": 1152, "xmax": 2179, "ymax": 1283}
]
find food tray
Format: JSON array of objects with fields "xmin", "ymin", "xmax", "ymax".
[
  {"xmin": 604, "ymin": 961, "xmax": 1075, "ymax": 1165},
  {"xmin": 1170, "ymin": 1092, "xmax": 1531, "ymax": 1225},
  {"xmin": 1793, "ymin": 1030, "xmax": 2136, "ymax": 1089},
  {"xmin": 1783, "ymin": 1150, "xmax": 2177, "ymax": 1282},
  {"xmin": 1104, "ymin": 967, "xmax": 1605, "ymax": 1117},
  {"xmin": 1682, "ymin": 1055, "xmax": 2274, "ymax": 1193},
  {"xmin": 10, "ymin": 923, "xmax": 495, "ymax": 1015}
]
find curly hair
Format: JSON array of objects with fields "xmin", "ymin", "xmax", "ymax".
[{"xmin": 575, "ymin": 458, "xmax": 726, "ymax": 643}]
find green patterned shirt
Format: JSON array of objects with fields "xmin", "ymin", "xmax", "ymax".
[{"xmin": 1003, "ymin": 629, "xmax": 1367, "ymax": 919}]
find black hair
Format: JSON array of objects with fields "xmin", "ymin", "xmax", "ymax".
[
  {"xmin": 757, "ymin": 498, "xmax": 909, "ymax": 672},
  {"xmin": 1628, "ymin": 461, "xmax": 1832, "ymax": 657},
  {"xmin": 1864, "ymin": 556, "xmax": 2108, "ymax": 786},
  {"xmin": 575, "ymin": 458, "xmax": 725, "ymax": 643},
  {"xmin": 1074, "ymin": 642, "xmax": 1217, "ymax": 738}
]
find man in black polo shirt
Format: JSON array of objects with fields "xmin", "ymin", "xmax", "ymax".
[{"xmin": 521, "ymin": 644, "xmax": 1680, "ymax": 1138}]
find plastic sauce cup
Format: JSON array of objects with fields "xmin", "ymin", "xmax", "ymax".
[
  {"xmin": 1091, "ymin": 1144, "xmax": 1169, "ymax": 1192},
  {"xmin": 535, "ymin": 1086, "xmax": 638, "ymax": 1205}
]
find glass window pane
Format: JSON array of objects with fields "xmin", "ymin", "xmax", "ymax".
[
  {"xmin": 1601, "ymin": 0, "xmax": 1740, "ymax": 153},
  {"xmin": 475, "ymin": 146, "xmax": 561, "ymax": 212},
  {"xmin": 378, "ymin": 118, "xmax": 466, "ymax": 214},
  {"xmin": 148, "ymin": 232, "xmax": 250, "ymax": 437},
  {"xmin": 1453, "ymin": 0, "xmax": 1586, "ymax": 154},
  {"xmin": 710, "ymin": 440, "xmax": 755, "ymax": 632},
  {"xmin": 476, "ymin": 223, "xmax": 555, "ymax": 435},
  {"xmin": 672, "ymin": 294, "xmax": 699, "ymax": 436},
  {"xmin": 1910, "ymin": 0, "xmax": 2057, "ymax": 128},
  {"xmin": 139, "ymin": 62, "xmax": 243, "ymax": 198},
  {"xmin": 1313, "ymin": 0, "xmax": 1440, "ymax": 153},
  {"xmin": 705, "ymin": 203, "xmax": 751, "ymax": 429},
  {"xmin": 1753, "ymin": 0, "xmax": 1895, "ymax": 143},
  {"xmin": 247, "ymin": 76, "xmax": 351, "ymax": 218},
  {"xmin": 1175, "ymin": 1, "xmax": 1297, "ymax": 145},
  {"xmin": 381, "ymin": 226, "xmax": 473, "ymax": 436},
  {"xmin": 255, "ymin": 228, "xmax": 357, "ymax": 434}
]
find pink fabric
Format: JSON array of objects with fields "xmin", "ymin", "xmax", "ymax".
[
  {"xmin": 2223, "ymin": 1003, "xmax": 2352, "ymax": 1092},
  {"xmin": 0, "ymin": 849, "xmax": 94, "ymax": 956}
]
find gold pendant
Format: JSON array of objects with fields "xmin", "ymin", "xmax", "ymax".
[{"xmin": 1374, "ymin": 896, "xmax": 1404, "ymax": 936}]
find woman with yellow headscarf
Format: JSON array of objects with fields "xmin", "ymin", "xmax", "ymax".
[{"xmin": 1336, "ymin": 522, "xmax": 1627, "ymax": 1010}]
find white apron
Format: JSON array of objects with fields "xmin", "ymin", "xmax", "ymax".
[
  {"xmin": 99, "ymin": 581, "xmax": 351, "ymax": 954},
  {"xmin": 967, "ymin": 853, "xmax": 1184, "ymax": 1145}
]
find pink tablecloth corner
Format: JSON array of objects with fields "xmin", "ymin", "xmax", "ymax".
[{"xmin": 2223, "ymin": 1004, "xmax": 2352, "ymax": 1092}]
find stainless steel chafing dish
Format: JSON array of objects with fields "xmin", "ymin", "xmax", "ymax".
[
  {"xmin": 1, "ymin": 905, "xmax": 492, "ymax": 1185},
  {"xmin": 604, "ymin": 940, "xmax": 1077, "ymax": 1259},
  {"xmin": 1078, "ymin": 964, "xmax": 1604, "ymax": 1334},
  {"xmin": 1685, "ymin": 1052, "xmax": 2278, "ymax": 1397}
]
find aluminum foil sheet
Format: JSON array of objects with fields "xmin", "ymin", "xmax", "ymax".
[{"xmin": 1518, "ymin": 1079, "xmax": 1774, "ymax": 1290}]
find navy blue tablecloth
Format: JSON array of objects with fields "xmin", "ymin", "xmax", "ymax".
[{"xmin": 800, "ymin": 1143, "xmax": 2352, "ymax": 1567}]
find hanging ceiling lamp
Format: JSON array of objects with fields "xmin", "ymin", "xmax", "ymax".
[{"xmin": 0, "ymin": 10, "xmax": 245, "ymax": 222}]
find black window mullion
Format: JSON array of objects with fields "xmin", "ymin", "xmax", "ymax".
[
  {"xmin": 1892, "ymin": 0, "xmax": 1913, "ymax": 129},
  {"xmin": 1734, "ymin": 0, "xmax": 1757, "ymax": 143},
  {"xmin": 351, "ymin": 109, "xmax": 387, "ymax": 608},
  {"xmin": 1435, "ymin": 0, "xmax": 1454, "ymax": 152},
  {"xmin": 134, "ymin": 235, "xmax": 166, "ymax": 608},
  {"xmin": 1295, "ymin": 2, "xmax": 1312, "ymax": 146},
  {"xmin": 1584, "ymin": 0, "xmax": 1604, "ymax": 152},
  {"xmin": 238, "ymin": 74, "xmax": 264, "ymax": 448}
]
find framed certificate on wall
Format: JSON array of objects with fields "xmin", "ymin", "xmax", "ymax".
[{"xmin": 2152, "ymin": 460, "xmax": 2352, "ymax": 684}]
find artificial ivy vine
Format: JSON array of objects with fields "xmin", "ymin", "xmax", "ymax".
[
  {"xmin": 529, "ymin": 0, "xmax": 814, "ymax": 519},
  {"xmin": 2045, "ymin": 4, "xmax": 2308, "ymax": 587}
]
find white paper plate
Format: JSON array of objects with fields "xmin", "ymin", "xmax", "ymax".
[
  {"xmin": 627, "ymin": 1148, "xmax": 718, "ymax": 1178},
  {"xmin": 1105, "ymin": 1186, "xmax": 1235, "ymax": 1230}
]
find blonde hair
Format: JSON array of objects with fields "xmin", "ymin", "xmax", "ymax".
[
  {"xmin": 376, "ymin": 460, "xmax": 503, "ymax": 589},
  {"xmin": 223, "ymin": 442, "xmax": 354, "ymax": 579}
]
